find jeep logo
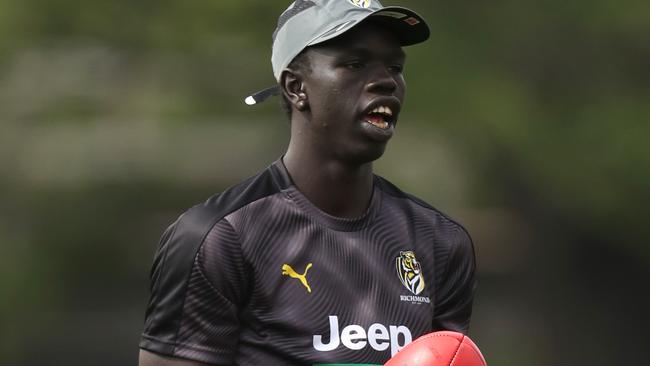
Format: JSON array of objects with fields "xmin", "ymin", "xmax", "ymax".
[{"xmin": 313, "ymin": 315, "xmax": 412, "ymax": 356}]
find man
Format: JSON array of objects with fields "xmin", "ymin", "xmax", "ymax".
[{"xmin": 139, "ymin": 1, "xmax": 476, "ymax": 365}]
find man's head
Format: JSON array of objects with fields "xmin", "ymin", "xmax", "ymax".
[
  {"xmin": 246, "ymin": 0, "xmax": 430, "ymax": 164},
  {"xmin": 281, "ymin": 20, "xmax": 407, "ymax": 163},
  {"xmin": 246, "ymin": 0, "xmax": 429, "ymax": 107}
]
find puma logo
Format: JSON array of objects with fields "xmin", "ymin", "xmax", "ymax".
[{"xmin": 281, "ymin": 263, "xmax": 313, "ymax": 293}]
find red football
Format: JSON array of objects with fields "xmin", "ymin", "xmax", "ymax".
[{"xmin": 384, "ymin": 331, "xmax": 487, "ymax": 366}]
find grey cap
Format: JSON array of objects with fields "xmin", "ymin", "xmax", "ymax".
[{"xmin": 245, "ymin": 0, "xmax": 430, "ymax": 105}]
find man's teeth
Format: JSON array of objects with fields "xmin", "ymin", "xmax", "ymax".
[
  {"xmin": 364, "ymin": 114, "xmax": 390, "ymax": 129},
  {"xmin": 370, "ymin": 106, "xmax": 393, "ymax": 116},
  {"xmin": 372, "ymin": 121, "xmax": 389, "ymax": 129},
  {"xmin": 363, "ymin": 105, "xmax": 394, "ymax": 129}
]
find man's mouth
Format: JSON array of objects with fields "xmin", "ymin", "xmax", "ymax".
[{"xmin": 363, "ymin": 105, "xmax": 394, "ymax": 130}]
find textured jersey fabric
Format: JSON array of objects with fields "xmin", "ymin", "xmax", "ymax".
[{"xmin": 140, "ymin": 159, "xmax": 476, "ymax": 366}]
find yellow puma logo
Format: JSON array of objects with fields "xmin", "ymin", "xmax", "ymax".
[{"xmin": 281, "ymin": 263, "xmax": 313, "ymax": 293}]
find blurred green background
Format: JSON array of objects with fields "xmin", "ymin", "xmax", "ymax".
[{"xmin": 1, "ymin": 0, "xmax": 648, "ymax": 365}]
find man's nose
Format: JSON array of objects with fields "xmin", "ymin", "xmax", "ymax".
[{"xmin": 365, "ymin": 66, "xmax": 398, "ymax": 95}]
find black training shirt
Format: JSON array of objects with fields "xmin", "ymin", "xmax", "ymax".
[{"xmin": 140, "ymin": 159, "xmax": 476, "ymax": 366}]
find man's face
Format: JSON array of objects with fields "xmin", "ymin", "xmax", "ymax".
[{"xmin": 299, "ymin": 21, "xmax": 407, "ymax": 164}]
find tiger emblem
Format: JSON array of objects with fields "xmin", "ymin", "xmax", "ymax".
[
  {"xmin": 348, "ymin": 0, "xmax": 372, "ymax": 8},
  {"xmin": 396, "ymin": 251, "xmax": 425, "ymax": 295}
]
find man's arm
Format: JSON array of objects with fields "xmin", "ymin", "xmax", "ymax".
[{"xmin": 139, "ymin": 349, "xmax": 224, "ymax": 366}]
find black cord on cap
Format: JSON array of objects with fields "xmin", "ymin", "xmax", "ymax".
[{"xmin": 244, "ymin": 85, "xmax": 281, "ymax": 106}]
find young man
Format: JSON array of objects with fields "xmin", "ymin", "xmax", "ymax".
[{"xmin": 139, "ymin": 1, "xmax": 476, "ymax": 365}]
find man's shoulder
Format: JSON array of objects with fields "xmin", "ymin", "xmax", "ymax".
[
  {"xmin": 149, "ymin": 162, "xmax": 286, "ymax": 280},
  {"xmin": 375, "ymin": 175, "xmax": 476, "ymax": 270},
  {"xmin": 375, "ymin": 175, "xmax": 469, "ymax": 234},
  {"xmin": 177, "ymin": 161, "xmax": 286, "ymax": 232}
]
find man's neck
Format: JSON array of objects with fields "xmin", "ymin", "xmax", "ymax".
[{"xmin": 283, "ymin": 149, "xmax": 374, "ymax": 219}]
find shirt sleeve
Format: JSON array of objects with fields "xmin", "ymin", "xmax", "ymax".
[
  {"xmin": 140, "ymin": 212, "xmax": 249, "ymax": 365},
  {"xmin": 431, "ymin": 225, "xmax": 477, "ymax": 334}
]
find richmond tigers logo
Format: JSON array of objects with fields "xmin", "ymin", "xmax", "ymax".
[{"xmin": 396, "ymin": 251, "xmax": 425, "ymax": 295}]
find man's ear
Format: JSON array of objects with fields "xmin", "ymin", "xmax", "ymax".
[{"xmin": 280, "ymin": 69, "xmax": 309, "ymax": 111}]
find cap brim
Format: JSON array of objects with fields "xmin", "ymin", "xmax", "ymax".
[{"xmin": 369, "ymin": 6, "xmax": 430, "ymax": 46}]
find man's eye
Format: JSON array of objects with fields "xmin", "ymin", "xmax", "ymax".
[
  {"xmin": 388, "ymin": 64, "xmax": 404, "ymax": 73},
  {"xmin": 345, "ymin": 61, "xmax": 364, "ymax": 69}
]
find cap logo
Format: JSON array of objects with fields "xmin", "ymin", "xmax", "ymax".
[
  {"xmin": 348, "ymin": 0, "xmax": 372, "ymax": 8},
  {"xmin": 403, "ymin": 16, "xmax": 420, "ymax": 26}
]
